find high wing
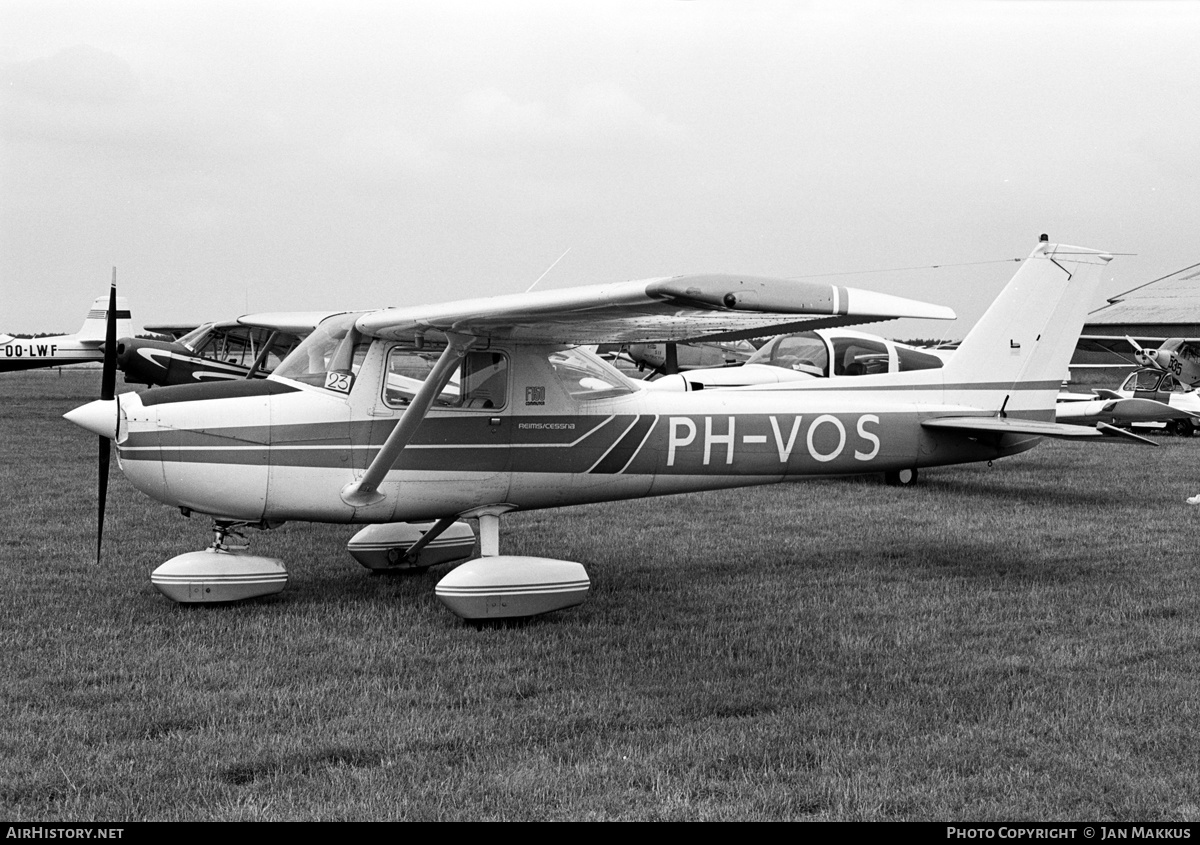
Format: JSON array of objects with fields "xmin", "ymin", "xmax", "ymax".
[{"xmin": 354, "ymin": 274, "xmax": 955, "ymax": 345}]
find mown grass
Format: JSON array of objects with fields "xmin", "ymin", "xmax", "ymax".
[{"xmin": 2, "ymin": 369, "xmax": 1198, "ymax": 821}]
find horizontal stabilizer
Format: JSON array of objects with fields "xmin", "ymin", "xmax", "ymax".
[
  {"xmin": 922, "ymin": 416, "xmax": 1155, "ymax": 445},
  {"xmin": 1095, "ymin": 422, "xmax": 1158, "ymax": 446}
]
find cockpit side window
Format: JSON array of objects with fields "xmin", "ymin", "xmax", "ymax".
[
  {"xmin": 831, "ymin": 337, "xmax": 889, "ymax": 376},
  {"xmin": 896, "ymin": 345, "xmax": 945, "ymax": 372},
  {"xmin": 256, "ymin": 332, "xmax": 304, "ymax": 374},
  {"xmin": 1134, "ymin": 370, "xmax": 1164, "ymax": 392},
  {"xmin": 383, "ymin": 346, "xmax": 509, "ymax": 410}
]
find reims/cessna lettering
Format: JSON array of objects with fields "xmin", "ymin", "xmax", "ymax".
[{"xmin": 66, "ymin": 238, "xmax": 1140, "ymax": 619}]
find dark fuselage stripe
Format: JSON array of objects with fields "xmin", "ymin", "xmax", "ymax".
[{"xmin": 589, "ymin": 414, "xmax": 658, "ymax": 474}]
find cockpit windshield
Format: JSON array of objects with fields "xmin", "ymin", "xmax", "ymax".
[
  {"xmin": 177, "ymin": 323, "xmax": 214, "ymax": 351},
  {"xmin": 747, "ymin": 332, "xmax": 829, "ymax": 376},
  {"xmin": 273, "ymin": 313, "xmax": 368, "ymax": 391}
]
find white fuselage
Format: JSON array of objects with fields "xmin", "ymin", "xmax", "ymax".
[{"xmin": 109, "ymin": 339, "xmax": 1037, "ymax": 524}]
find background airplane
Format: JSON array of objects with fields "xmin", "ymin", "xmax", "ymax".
[
  {"xmin": 1, "ymin": 284, "xmax": 131, "ymax": 373},
  {"xmin": 116, "ymin": 313, "xmax": 330, "ymax": 387},
  {"xmin": 66, "ymin": 237, "xmax": 1138, "ymax": 621},
  {"xmin": 605, "ymin": 339, "xmax": 757, "ymax": 378},
  {"xmin": 1053, "ymin": 390, "xmax": 1194, "ymax": 435},
  {"xmin": 656, "ymin": 326, "xmax": 1189, "ymax": 438},
  {"xmin": 1127, "ymin": 337, "xmax": 1200, "ymax": 387},
  {"xmin": 1090, "ymin": 368, "xmax": 1200, "ymax": 436}
]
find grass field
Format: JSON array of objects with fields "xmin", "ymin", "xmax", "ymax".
[{"xmin": 2, "ymin": 369, "xmax": 1198, "ymax": 821}]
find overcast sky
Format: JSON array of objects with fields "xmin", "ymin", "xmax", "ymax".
[{"xmin": 3, "ymin": 0, "xmax": 1198, "ymax": 338}]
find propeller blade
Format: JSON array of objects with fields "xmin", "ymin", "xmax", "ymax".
[
  {"xmin": 96, "ymin": 269, "xmax": 119, "ymax": 563},
  {"xmin": 98, "ymin": 436, "xmax": 110, "ymax": 564},
  {"xmin": 101, "ymin": 271, "xmax": 118, "ymax": 401}
]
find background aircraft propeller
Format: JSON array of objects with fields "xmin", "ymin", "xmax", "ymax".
[
  {"xmin": 1125, "ymin": 335, "xmax": 1155, "ymax": 368},
  {"xmin": 96, "ymin": 270, "xmax": 118, "ymax": 564}
]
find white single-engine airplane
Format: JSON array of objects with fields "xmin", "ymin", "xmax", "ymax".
[
  {"xmin": 1, "ymin": 288, "xmax": 132, "ymax": 372},
  {"xmin": 66, "ymin": 237, "xmax": 1132, "ymax": 620}
]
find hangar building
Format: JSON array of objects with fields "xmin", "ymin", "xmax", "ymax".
[{"xmin": 1070, "ymin": 261, "xmax": 1200, "ymax": 384}]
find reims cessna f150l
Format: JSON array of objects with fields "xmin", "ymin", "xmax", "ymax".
[
  {"xmin": 1, "ymin": 287, "xmax": 132, "ymax": 373},
  {"xmin": 66, "ymin": 237, "xmax": 1134, "ymax": 620}
]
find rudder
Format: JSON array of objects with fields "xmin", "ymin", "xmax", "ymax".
[
  {"xmin": 941, "ymin": 237, "xmax": 1112, "ymax": 417},
  {"xmin": 75, "ymin": 294, "xmax": 133, "ymax": 343}
]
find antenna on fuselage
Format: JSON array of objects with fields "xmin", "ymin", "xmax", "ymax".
[{"xmin": 525, "ymin": 247, "xmax": 572, "ymax": 293}]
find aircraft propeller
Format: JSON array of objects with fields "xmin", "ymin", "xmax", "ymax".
[
  {"xmin": 1125, "ymin": 335, "xmax": 1154, "ymax": 368},
  {"xmin": 96, "ymin": 270, "xmax": 119, "ymax": 564}
]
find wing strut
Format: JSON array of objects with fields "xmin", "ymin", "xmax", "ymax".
[{"xmin": 341, "ymin": 332, "xmax": 476, "ymax": 507}]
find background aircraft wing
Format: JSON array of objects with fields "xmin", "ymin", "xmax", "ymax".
[
  {"xmin": 1055, "ymin": 397, "xmax": 1195, "ymax": 424},
  {"xmin": 142, "ymin": 324, "xmax": 199, "ymax": 340},
  {"xmin": 355, "ymin": 274, "xmax": 955, "ymax": 345},
  {"xmin": 238, "ymin": 311, "xmax": 346, "ymax": 334}
]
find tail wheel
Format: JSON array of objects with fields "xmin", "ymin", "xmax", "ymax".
[
  {"xmin": 1170, "ymin": 419, "xmax": 1195, "ymax": 437},
  {"xmin": 885, "ymin": 468, "xmax": 918, "ymax": 487}
]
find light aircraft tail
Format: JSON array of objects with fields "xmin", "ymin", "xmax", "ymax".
[
  {"xmin": 939, "ymin": 236, "xmax": 1113, "ymax": 419},
  {"xmin": 74, "ymin": 294, "xmax": 133, "ymax": 344}
]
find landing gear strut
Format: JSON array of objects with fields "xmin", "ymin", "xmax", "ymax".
[{"xmin": 210, "ymin": 520, "xmax": 252, "ymax": 552}]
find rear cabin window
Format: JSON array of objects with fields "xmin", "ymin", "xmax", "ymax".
[
  {"xmin": 896, "ymin": 345, "xmax": 945, "ymax": 372},
  {"xmin": 831, "ymin": 337, "xmax": 889, "ymax": 375}
]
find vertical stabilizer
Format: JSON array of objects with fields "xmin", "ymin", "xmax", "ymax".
[
  {"xmin": 940, "ymin": 237, "xmax": 1112, "ymax": 418},
  {"xmin": 75, "ymin": 294, "xmax": 133, "ymax": 343}
]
